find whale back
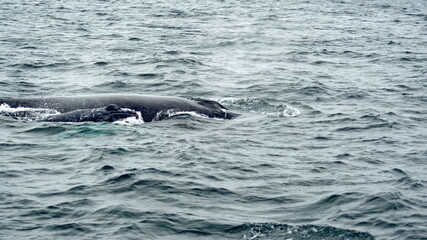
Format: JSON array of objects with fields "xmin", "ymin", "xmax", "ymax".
[{"xmin": 42, "ymin": 104, "xmax": 139, "ymax": 122}]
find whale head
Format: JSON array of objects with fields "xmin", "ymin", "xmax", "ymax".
[{"xmin": 196, "ymin": 99, "xmax": 240, "ymax": 120}]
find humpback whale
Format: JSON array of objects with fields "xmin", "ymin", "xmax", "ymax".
[{"xmin": 0, "ymin": 94, "xmax": 239, "ymax": 122}]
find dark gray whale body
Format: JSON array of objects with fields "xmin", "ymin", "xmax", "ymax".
[
  {"xmin": 0, "ymin": 95, "xmax": 238, "ymax": 122},
  {"xmin": 42, "ymin": 104, "xmax": 139, "ymax": 122}
]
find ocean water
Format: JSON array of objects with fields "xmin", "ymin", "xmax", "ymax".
[{"xmin": 0, "ymin": 0, "xmax": 426, "ymax": 239}]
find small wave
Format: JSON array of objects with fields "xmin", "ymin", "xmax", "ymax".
[
  {"xmin": 229, "ymin": 223, "xmax": 374, "ymax": 240},
  {"xmin": 297, "ymin": 85, "xmax": 329, "ymax": 96},
  {"xmin": 93, "ymin": 80, "xmax": 130, "ymax": 89},
  {"xmin": 10, "ymin": 62, "xmax": 69, "ymax": 69},
  {"xmin": 128, "ymin": 37, "xmax": 142, "ymax": 41},
  {"xmin": 23, "ymin": 126, "xmax": 68, "ymax": 135},
  {"xmin": 105, "ymin": 173, "xmax": 136, "ymax": 184},
  {"xmin": 218, "ymin": 97, "xmax": 301, "ymax": 118},
  {"xmin": 136, "ymin": 73, "xmax": 163, "ymax": 79},
  {"xmin": 94, "ymin": 61, "xmax": 109, "ymax": 66},
  {"xmin": 164, "ymin": 58, "xmax": 204, "ymax": 66},
  {"xmin": 99, "ymin": 165, "xmax": 115, "ymax": 172},
  {"xmin": 44, "ymin": 223, "xmax": 92, "ymax": 235}
]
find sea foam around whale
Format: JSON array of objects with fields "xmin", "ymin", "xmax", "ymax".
[
  {"xmin": 0, "ymin": 104, "xmax": 146, "ymax": 125},
  {"xmin": 0, "ymin": 103, "xmax": 60, "ymax": 121}
]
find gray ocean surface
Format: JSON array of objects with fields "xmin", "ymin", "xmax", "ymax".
[{"xmin": 1, "ymin": 0, "xmax": 426, "ymax": 239}]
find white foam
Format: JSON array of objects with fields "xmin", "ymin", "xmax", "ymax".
[
  {"xmin": 113, "ymin": 110, "xmax": 145, "ymax": 125},
  {"xmin": 215, "ymin": 97, "xmax": 301, "ymax": 118},
  {"xmin": 0, "ymin": 103, "xmax": 49, "ymax": 113},
  {"xmin": 283, "ymin": 106, "xmax": 301, "ymax": 117},
  {"xmin": 173, "ymin": 111, "xmax": 210, "ymax": 119},
  {"xmin": 153, "ymin": 109, "xmax": 217, "ymax": 121},
  {"xmin": 0, "ymin": 103, "xmax": 60, "ymax": 121},
  {"xmin": 216, "ymin": 97, "xmax": 243, "ymax": 104}
]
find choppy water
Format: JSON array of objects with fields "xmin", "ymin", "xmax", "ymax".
[{"xmin": 1, "ymin": 0, "xmax": 426, "ymax": 239}]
